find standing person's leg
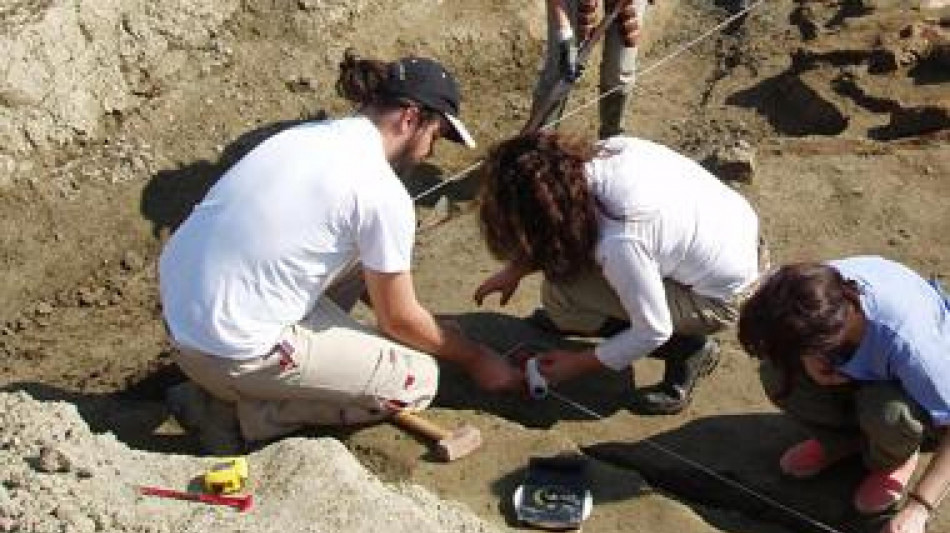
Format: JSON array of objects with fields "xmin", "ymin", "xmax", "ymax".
[
  {"xmin": 597, "ymin": 0, "xmax": 645, "ymax": 139},
  {"xmin": 531, "ymin": 0, "xmax": 581, "ymax": 129},
  {"xmin": 852, "ymin": 382, "xmax": 928, "ymax": 513}
]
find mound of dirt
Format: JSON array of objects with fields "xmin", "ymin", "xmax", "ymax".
[{"xmin": 0, "ymin": 391, "xmax": 500, "ymax": 533}]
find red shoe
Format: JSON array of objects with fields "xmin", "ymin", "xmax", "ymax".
[
  {"xmin": 779, "ymin": 439, "xmax": 857, "ymax": 479},
  {"xmin": 853, "ymin": 452, "xmax": 919, "ymax": 514}
]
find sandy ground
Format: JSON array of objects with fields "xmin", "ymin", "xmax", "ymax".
[{"xmin": 1, "ymin": 0, "xmax": 949, "ymax": 532}]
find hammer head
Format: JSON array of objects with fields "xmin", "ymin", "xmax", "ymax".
[{"xmin": 435, "ymin": 425, "xmax": 482, "ymax": 462}]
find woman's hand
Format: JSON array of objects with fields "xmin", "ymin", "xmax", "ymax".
[
  {"xmin": 473, "ymin": 262, "xmax": 533, "ymax": 306},
  {"xmin": 534, "ymin": 349, "xmax": 605, "ymax": 386}
]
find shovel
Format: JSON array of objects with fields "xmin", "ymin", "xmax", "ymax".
[{"xmin": 522, "ymin": 0, "xmax": 631, "ymax": 133}]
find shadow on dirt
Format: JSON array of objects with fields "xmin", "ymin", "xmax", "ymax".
[
  {"xmin": 584, "ymin": 413, "xmax": 896, "ymax": 533},
  {"xmin": 433, "ymin": 311, "xmax": 643, "ymax": 428},
  {"xmin": 726, "ymin": 72, "xmax": 848, "ymax": 136},
  {"xmin": 909, "ymin": 58, "xmax": 950, "ymax": 86},
  {"xmin": 2, "ymin": 363, "xmax": 366, "ymax": 457},
  {"xmin": 869, "ymin": 106, "xmax": 950, "ymax": 141},
  {"xmin": 403, "ymin": 162, "xmax": 480, "ymax": 207},
  {"xmin": 140, "ymin": 111, "xmax": 328, "ymax": 239},
  {"xmin": 480, "ymin": 411, "xmax": 892, "ymax": 533},
  {"xmin": 823, "ymin": 0, "xmax": 873, "ymax": 30},
  {"xmin": 140, "ymin": 111, "xmax": 476, "ymax": 238},
  {"xmin": 1, "ymin": 361, "xmax": 189, "ymax": 454}
]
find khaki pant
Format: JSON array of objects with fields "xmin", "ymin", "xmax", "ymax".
[
  {"xmin": 760, "ymin": 360, "xmax": 931, "ymax": 470},
  {"xmin": 172, "ymin": 269, "xmax": 439, "ymax": 442},
  {"xmin": 542, "ymin": 239, "xmax": 769, "ymax": 339},
  {"xmin": 542, "ymin": 272, "xmax": 738, "ymax": 337}
]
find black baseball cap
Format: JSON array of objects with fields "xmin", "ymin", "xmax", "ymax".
[{"xmin": 380, "ymin": 57, "xmax": 476, "ymax": 148}]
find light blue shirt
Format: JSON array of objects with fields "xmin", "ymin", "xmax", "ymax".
[{"xmin": 833, "ymin": 256, "xmax": 950, "ymax": 425}]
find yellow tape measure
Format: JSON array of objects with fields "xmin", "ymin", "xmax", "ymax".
[{"xmin": 203, "ymin": 457, "xmax": 248, "ymax": 494}]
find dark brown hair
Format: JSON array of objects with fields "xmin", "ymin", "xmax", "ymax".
[
  {"xmin": 738, "ymin": 262, "xmax": 862, "ymax": 396},
  {"xmin": 335, "ymin": 49, "xmax": 439, "ymax": 123},
  {"xmin": 478, "ymin": 131, "xmax": 602, "ymax": 282}
]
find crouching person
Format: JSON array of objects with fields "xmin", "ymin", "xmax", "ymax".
[
  {"xmin": 158, "ymin": 52, "xmax": 522, "ymax": 454},
  {"xmin": 739, "ymin": 256, "xmax": 950, "ymax": 532},
  {"xmin": 474, "ymin": 132, "xmax": 767, "ymax": 414}
]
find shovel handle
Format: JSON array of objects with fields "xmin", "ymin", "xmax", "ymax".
[
  {"xmin": 521, "ymin": 0, "xmax": 627, "ymax": 134},
  {"xmin": 392, "ymin": 410, "xmax": 451, "ymax": 442}
]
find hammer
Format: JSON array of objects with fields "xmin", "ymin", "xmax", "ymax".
[{"xmin": 392, "ymin": 410, "xmax": 482, "ymax": 462}]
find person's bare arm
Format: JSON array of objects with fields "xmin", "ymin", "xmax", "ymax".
[
  {"xmin": 884, "ymin": 429, "xmax": 950, "ymax": 532},
  {"xmin": 473, "ymin": 260, "xmax": 535, "ymax": 306},
  {"xmin": 364, "ymin": 268, "xmax": 522, "ymax": 392}
]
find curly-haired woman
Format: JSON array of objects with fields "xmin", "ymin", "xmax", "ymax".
[
  {"xmin": 474, "ymin": 132, "xmax": 765, "ymax": 414},
  {"xmin": 739, "ymin": 258, "xmax": 950, "ymax": 532}
]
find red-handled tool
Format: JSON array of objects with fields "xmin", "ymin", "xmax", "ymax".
[{"xmin": 139, "ymin": 486, "xmax": 253, "ymax": 512}]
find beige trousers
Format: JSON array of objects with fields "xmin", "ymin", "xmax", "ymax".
[
  {"xmin": 172, "ymin": 271, "xmax": 439, "ymax": 442},
  {"xmin": 542, "ymin": 272, "xmax": 739, "ymax": 337},
  {"xmin": 543, "ymin": 240, "xmax": 770, "ymax": 337}
]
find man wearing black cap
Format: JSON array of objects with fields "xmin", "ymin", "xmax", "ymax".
[{"xmin": 159, "ymin": 51, "xmax": 521, "ymax": 453}]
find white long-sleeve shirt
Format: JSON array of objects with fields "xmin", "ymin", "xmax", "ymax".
[{"xmin": 590, "ymin": 137, "xmax": 760, "ymax": 370}]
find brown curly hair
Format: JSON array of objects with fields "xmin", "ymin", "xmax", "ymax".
[{"xmin": 478, "ymin": 131, "xmax": 604, "ymax": 282}]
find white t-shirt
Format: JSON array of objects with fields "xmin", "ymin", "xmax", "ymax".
[
  {"xmin": 590, "ymin": 137, "xmax": 760, "ymax": 370},
  {"xmin": 159, "ymin": 117, "xmax": 415, "ymax": 359}
]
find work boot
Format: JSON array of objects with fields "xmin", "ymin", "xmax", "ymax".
[
  {"xmin": 166, "ymin": 381, "xmax": 246, "ymax": 456},
  {"xmin": 633, "ymin": 335, "xmax": 720, "ymax": 415},
  {"xmin": 597, "ymin": 91, "xmax": 630, "ymax": 140}
]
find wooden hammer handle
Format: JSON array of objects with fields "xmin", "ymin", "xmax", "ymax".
[{"xmin": 392, "ymin": 410, "xmax": 451, "ymax": 441}]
